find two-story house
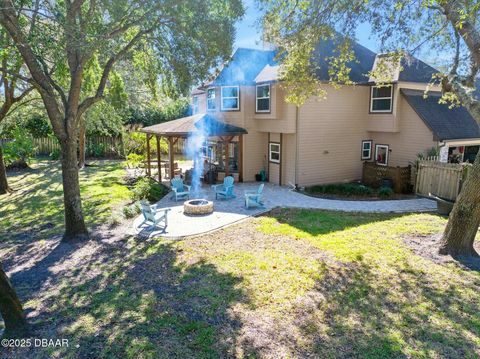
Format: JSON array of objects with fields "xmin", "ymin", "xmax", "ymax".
[
  {"xmin": 143, "ymin": 39, "xmax": 480, "ymax": 187},
  {"xmin": 190, "ymin": 39, "xmax": 480, "ymax": 187}
]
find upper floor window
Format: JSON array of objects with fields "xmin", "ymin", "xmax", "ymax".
[
  {"xmin": 207, "ymin": 88, "xmax": 216, "ymax": 111},
  {"xmin": 193, "ymin": 96, "xmax": 199, "ymax": 114},
  {"xmin": 256, "ymin": 84, "xmax": 270, "ymax": 112},
  {"xmin": 370, "ymin": 85, "xmax": 393, "ymax": 113},
  {"xmin": 221, "ymin": 86, "xmax": 239, "ymax": 111}
]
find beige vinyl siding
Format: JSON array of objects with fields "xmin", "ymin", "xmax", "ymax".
[
  {"xmin": 282, "ymin": 133, "xmax": 296, "ymax": 185},
  {"xmin": 369, "ymin": 93, "xmax": 437, "ymax": 166},
  {"xmin": 296, "ymin": 85, "xmax": 370, "ymax": 186}
]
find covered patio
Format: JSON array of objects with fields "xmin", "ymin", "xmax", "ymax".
[{"xmin": 138, "ymin": 114, "xmax": 248, "ymax": 184}]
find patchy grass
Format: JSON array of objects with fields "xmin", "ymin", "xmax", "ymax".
[
  {"xmin": 1, "ymin": 164, "xmax": 479, "ymax": 358},
  {"xmin": 0, "ymin": 160, "xmax": 131, "ymax": 241}
]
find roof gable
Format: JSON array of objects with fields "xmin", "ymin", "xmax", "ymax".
[{"xmin": 401, "ymin": 89, "xmax": 480, "ymax": 141}]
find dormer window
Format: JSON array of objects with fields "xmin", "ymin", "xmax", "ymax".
[
  {"xmin": 221, "ymin": 86, "xmax": 239, "ymax": 111},
  {"xmin": 193, "ymin": 96, "xmax": 199, "ymax": 114},
  {"xmin": 370, "ymin": 85, "xmax": 393, "ymax": 113},
  {"xmin": 207, "ymin": 88, "xmax": 216, "ymax": 111},
  {"xmin": 256, "ymin": 84, "xmax": 270, "ymax": 113}
]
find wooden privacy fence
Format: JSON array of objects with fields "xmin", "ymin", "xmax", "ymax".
[
  {"xmin": 362, "ymin": 162, "xmax": 412, "ymax": 193},
  {"xmin": 415, "ymin": 160, "xmax": 471, "ymax": 201},
  {"xmin": 1, "ymin": 136, "xmax": 187, "ymax": 157}
]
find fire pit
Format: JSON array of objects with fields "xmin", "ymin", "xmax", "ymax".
[{"xmin": 183, "ymin": 199, "xmax": 214, "ymax": 216}]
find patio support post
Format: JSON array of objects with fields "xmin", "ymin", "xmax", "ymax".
[
  {"xmin": 239, "ymin": 135, "xmax": 243, "ymax": 182},
  {"xmin": 156, "ymin": 135, "xmax": 162, "ymax": 182},
  {"xmin": 168, "ymin": 137, "xmax": 174, "ymax": 180},
  {"xmin": 224, "ymin": 137, "xmax": 230, "ymax": 178},
  {"xmin": 146, "ymin": 133, "xmax": 151, "ymax": 177},
  {"xmin": 168, "ymin": 137, "xmax": 179, "ymax": 180}
]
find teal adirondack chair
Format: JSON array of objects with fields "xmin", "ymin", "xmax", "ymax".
[
  {"xmin": 139, "ymin": 200, "xmax": 170, "ymax": 230},
  {"xmin": 245, "ymin": 183, "xmax": 265, "ymax": 208},
  {"xmin": 171, "ymin": 177, "xmax": 191, "ymax": 201},
  {"xmin": 212, "ymin": 176, "xmax": 235, "ymax": 200}
]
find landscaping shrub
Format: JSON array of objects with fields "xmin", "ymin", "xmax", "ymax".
[
  {"xmin": 50, "ymin": 147, "xmax": 61, "ymax": 160},
  {"xmin": 86, "ymin": 142, "xmax": 107, "ymax": 157},
  {"xmin": 307, "ymin": 183, "xmax": 373, "ymax": 197},
  {"xmin": 3, "ymin": 128, "xmax": 36, "ymax": 168},
  {"xmin": 131, "ymin": 177, "xmax": 168, "ymax": 202},
  {"xmin": 122, "ymin": 202, "xmax": 141, "ymax": 219},
  {"xmin": 378, "ymin": 187, "xmax": 394, "ymax": 198}
]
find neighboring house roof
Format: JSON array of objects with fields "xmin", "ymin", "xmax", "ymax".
[
  {"xmin": 255, "ymin": 64, "xmax": 280, "ymax": 83},
  {"xmin": 401, "ymin": 89, "xmax": 480, "ymax": 141},
  {"xmin": 212, "ymin": 48, "xmax": 278, "ymax": 86},
  {"xmin": 139, "ymin": 114, "xmax": 248, "ymax": 137}
]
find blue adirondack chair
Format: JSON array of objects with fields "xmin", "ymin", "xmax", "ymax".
[
  {"xmin": 212, "ymin": 176, "xmax": 235, "ymax": 200},
  {"xmin": 171, "ymin": 177, "xmax": 191, "ymax": 201},
  {"xmin": 139, "ymin": 200, "xmax": 170, "ymax": 230},
  {"xmin": 245, "ymin": 183, "xmax": 265, "ymax": 208}
]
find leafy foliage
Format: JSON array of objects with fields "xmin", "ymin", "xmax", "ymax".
[
  {"xmin": 131, "ymin": 177, "xmax": 169, "ymax": 203},
  {"xmin": 2, "ymin": 127, "xmax": 35, "ymax": 167},
  {"xmin": 125, "ymin": 98, "xmax": 190, "ymax": 127},
  {"xmin": 307, "ymin": 183, "xmax": 374, "ymax": 197},
  {"xmin": 25, "ymin": 115, "xmax": 52, "ymax": 138},
  {"xmin": 378, "ymin": 187, "xmax": 394, "ymax": 198}
]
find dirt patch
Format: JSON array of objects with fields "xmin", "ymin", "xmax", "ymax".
[{"xmin": 402, "ymin": 233, "xmax": 480, "ymax": 271}]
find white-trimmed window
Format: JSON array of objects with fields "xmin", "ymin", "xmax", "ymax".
[
  {"xmin": 256, "ymin": 84, "xmax": 270, "ymax": 112},
  {"xmin": 193, "ymin": 96, "xmax": 199, "ymax": 114},
  {"xmin": 361, "ymin": 140, "xmax": 372, "ymax": 160},
  {"xmin": 207, "ymin": 88, "xmax": 216, "ymax": 111},
  {"xmin": 269, "ymin": 142, "xmax": 280, "ymax": 163},
  {"xmin": 370, "ymin": 85, "xmax": 393, "ymax": 113},
  {"xmin": 221, "ymin": 86, "xmax": 239, "ymax": 111},
  {"xmin": 375, "ymin": 144, "xmax": 389, "ymax": 166}
]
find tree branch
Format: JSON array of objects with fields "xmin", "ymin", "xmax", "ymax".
[{"xmin": 77, "ymin": 27, "xmax": 154, "ymax": 118}]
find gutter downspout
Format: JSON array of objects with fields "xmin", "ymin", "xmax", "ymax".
[{"xmin": 295, "ymin": 106, "xmax": 299, "ymax": 188}]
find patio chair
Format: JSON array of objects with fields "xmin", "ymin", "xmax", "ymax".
[
  {"xmin": 212, "ymin": 176, "xmax": 235, "ymax": 200},
  {"xmin": 244, "ymin": 183, "xmax": 265, "ymax": 208},
  {"xmin": 139, "ymin": 200, "xmax": 170, "ymax": 230},
  {"xmin": 171, "ymin": 177, "xmax": 191, "ymax": 201}
]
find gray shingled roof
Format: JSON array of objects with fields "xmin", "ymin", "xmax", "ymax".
[
  {"xmin": 401, "ymin": 89, "xmax": 480, "ymax": 141},
  {"xmin": 139, "ymin": 114, "xmax": 247, "ymax": 137}
]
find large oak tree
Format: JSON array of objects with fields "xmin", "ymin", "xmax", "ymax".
[
  {"xmin": 0, "ymin": 0, "xmax": 243, "ymax": 241},
  {"xmin": 258, "ymin": 0, "xmax": 480, "ymax": 257}
]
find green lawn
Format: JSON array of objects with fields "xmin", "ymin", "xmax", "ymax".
[
  {"xmin": 0, "ymin": 159, "xmax": 131, "ymax": 241},
  {"xmin": 1, "ymin": 162, "xmax": 479, "ymax": 358}
]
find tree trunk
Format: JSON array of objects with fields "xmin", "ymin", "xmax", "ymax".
[
  {"xmin": 60, "ymin": 137, "xmax": 89, "ymax": 242},
  {"xmin": 78, "ymin": 116, "xmax": 86, "ymax": 169},
  {"xmin": 0, "ymin": 146, "xmax": 11, "ymax": 195},
  {"xmin": 439, "ymin": 153, "xmax": 480, "ymax": 257},
  {"xmin": 0, "ymin": 263, "xmax": 29, "ymax": 338}
]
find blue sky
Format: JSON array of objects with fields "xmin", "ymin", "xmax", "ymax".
[{"xmin": 235, "ymin": 0, "xmax": 380, "ymax": 52}]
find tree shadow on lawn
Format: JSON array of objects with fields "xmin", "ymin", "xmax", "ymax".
[
  {"xmin": 267, "ymin": 208, "xmax": 411, "ymax": 237},
  {"xmin": 2, "ymin": 236, "xmax": 256, "ymax": 359},
  {"xmin": 293, "ymin": 258, "xmax": 480, "ymax": 358},
  {"xmin": 0, "ymin": 160, "xmax": 128, "ymax": 245}
]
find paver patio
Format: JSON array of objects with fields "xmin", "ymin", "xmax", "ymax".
[{"xmin": 132, "ymin": 183, "xmax": 437, "ymax": 238}]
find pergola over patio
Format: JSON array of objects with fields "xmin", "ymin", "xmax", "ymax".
[{"xmin": 138, "ymin": 114, "xmax": 248, "ymax": 182}]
